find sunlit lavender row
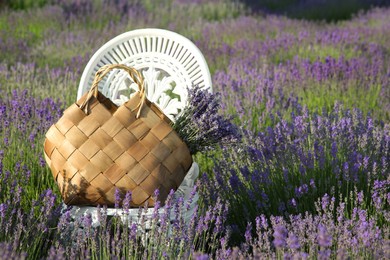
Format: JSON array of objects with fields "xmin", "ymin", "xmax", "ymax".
[{"xmin": 0, "ymin": 0, "xmax": 389, "ymax": 259}]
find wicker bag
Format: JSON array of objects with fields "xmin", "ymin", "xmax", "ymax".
[{"xmin": 44, "ymin": 64, "xmax": 192, "ymax": 207}]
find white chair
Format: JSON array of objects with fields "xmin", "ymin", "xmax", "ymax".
[{"xmin": 70, "ymin": 28, "xmax": 212, "ymax": 226}]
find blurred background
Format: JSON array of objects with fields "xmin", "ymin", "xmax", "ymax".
[{"xmin": 1, "ymin": 0, "xmax": 390, "ymax": 21}]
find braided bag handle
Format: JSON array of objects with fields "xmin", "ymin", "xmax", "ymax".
[{"xmin": 80, "ymin": 64, "xmax": 146, "ymax": 118}]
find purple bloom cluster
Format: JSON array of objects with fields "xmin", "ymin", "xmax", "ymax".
[
  {"xmin": 212, "ymin": 193, "xmax": 388, "ymax": 259},
  {"xmin": 201, "ymin": 102, "xmax": 389, "ymax": 243},
  {"xmin": 0, "ymin": 242, "xmax": 27, "ymax": 259},
  {"xmin": 0, "ymin": 1, "xmax": 389, "ymax": 259},
  {"xmin": 198, "ymin": 10, "xmax": 390, "ymax": 125},
  {"xmin": 46, "ymin": 189, "xmax": 230, "ymax": 259},
  {"xmin": 56, "ymin": 0, "xmax": 146, "ymax": 23},
  {"xmin": 172, "ymin": 85, "xmax": 241, "ymax": 154},
  {"xmin": 0, "ymin": 186, "xmax": 61, "ymax": 259}
]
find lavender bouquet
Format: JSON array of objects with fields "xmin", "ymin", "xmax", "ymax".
[{"xmin": 172, "ymin": 86, "xmax": 241, "ymax": 154}]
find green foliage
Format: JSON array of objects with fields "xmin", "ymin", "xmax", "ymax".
[
  {"xmin": 0, "ymin": 0, "xmax": 49, "ymax": 10},
  {"xmin": 299, "ymin": 81, "xmax": 385, "ymax": 120},
  {"xmin": 270, "ymin": 44, "xmax": 361, "ymax": 65},
  {"xmin": 0, "ymin": 1, "xmax": 389, "ymax": 258},
  {"xmin": 0, "ymin": 63, "xmax": 77, "ymax": 106},
  {"xmin": 243, "ymin": 0, "xmax": 386, "ymax": 22},
  {"xmin": 287, "ymin": 0, "xmax": 373, "ymax": 22},
  {"xmin": 0, "ymin": 135, "xmax": 58, "ymax": 207}
]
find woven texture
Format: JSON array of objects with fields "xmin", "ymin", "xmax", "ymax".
[{"xmin": 44, "ymin": 64, "xmax": 192, "ymax": 207}]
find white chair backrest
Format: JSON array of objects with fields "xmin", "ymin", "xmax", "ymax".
[{"xmin": 77, "ymin": 28, "xmax": 212, "ymax": 121}]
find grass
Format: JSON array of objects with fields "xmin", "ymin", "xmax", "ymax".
[
  {"xmin": 0, "ymin": 0, "xmax": 389, "ymax": 258},
  {"xmin": 300, "ymin": 81, "xmax": 384, "ymax": 119},
  {"xmin": 271, "ymin": 44, "xmax": 361, "ymax": 64}
]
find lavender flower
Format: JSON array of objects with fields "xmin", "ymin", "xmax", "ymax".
[
  {"xmin": 273, "ymin": 225, "xmax": 288, "ymax": 248},
  {"xmin": 287, "ymin": 232, "xmax": 300, "ymax": 250},
  {"xmin": 317, "ymin": 224, "xmax": 332, "ymax": 247},
  {"xmin": 172, "ymin": 86, "xmax": 241, "ymax": 154},
  {"xmin": 1, "ymin": 1, "xmax": 390, "ymax": 258},
  {"xmin": 0, "ymin": 242, "xmax": 27, "ymax": 260}
]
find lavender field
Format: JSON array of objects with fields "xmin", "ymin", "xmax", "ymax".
[{"xmin": 0, "ymin": 0, "xmax": 389, "ymax": 259}]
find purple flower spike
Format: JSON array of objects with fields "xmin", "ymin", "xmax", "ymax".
[
  {"xmin": 287, "ymin": 232, "xmax": 300, "ymax": 250},
  {"xmin": 122, "ymin": 191, "xmax": 132, "ymax": 212},
  {"xmin": 114, "ymin": 188, "xmax": 121, "ymax": 209},
  {"xmin": 273, "ymin": 225, "xmax": 288, "ymax": 248},
  {"xmin": 317, "ymin": 224, "xmax": 332, "ymax": 248},
  {"xmin": 172, "ymin": 85, "xmax": 241, "ymax": 154}
]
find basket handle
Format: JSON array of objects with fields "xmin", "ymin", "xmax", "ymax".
[{"xmin": 80, "ymin": 64, "xmax": 146, "ymax": 118}]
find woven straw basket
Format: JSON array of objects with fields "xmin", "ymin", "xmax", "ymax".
[{"xmin": 44, "ymin": 64, "xmax": 193, "ymax": 207}]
